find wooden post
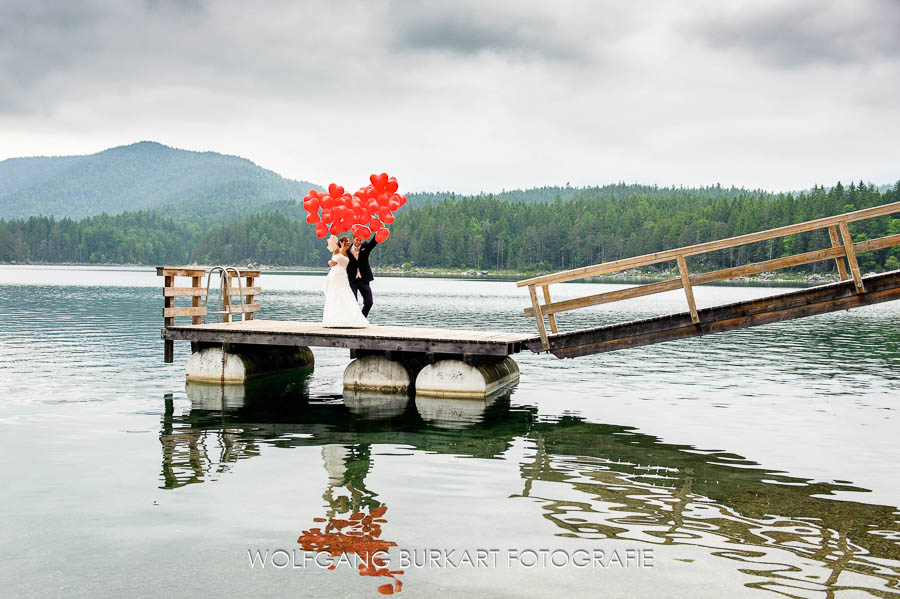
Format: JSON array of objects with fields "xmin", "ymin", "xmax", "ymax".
[
  {"xmin": 828, "ymin": 226, "xmax": 850, "ymax": 280},
  {"xmin": 191, "ymin": 276, "xmax": 202, "ymax": 325},
  {"xmin": 245, "ymin": 276, "xmax": 255, "ymax": 321},
  {"xmin": 838, "ymin": 221, "xmax": 865, "ymax": 293},
  {"xmin": 223, "ymin": 274, "xmax": 232, "ymax": 323},
  {"xmin": 164, "ymin": 274, "xmax": 174, "ymax": 362},
  {"xmin": 528, "ymin": 284, "xmax": 550, "ymax": 350},
  {"xmin": 676, "ymin": 255, "xmax": 700, "ymax": 325},
  {"xmin": 541, "ymin": 285, "xmax": 558, "ymax": 334}
]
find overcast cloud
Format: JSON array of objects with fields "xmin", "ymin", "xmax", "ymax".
[{"xmin": 1, "ymin": 0, "xmax": 898, "ymax": 193}]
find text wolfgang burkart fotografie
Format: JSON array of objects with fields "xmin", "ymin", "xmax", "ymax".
[{"xmin": 248, "ymin": 547, "xmax": 654, "ymax": 570}]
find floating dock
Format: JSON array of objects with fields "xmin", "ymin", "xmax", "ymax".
[
  {"xmin": 157, "ymin": 200, "xmax": 900, "ymax": 399},
  {"xmin": 162, "ymin": 320, "xmax": 532, "ymax": 357}
]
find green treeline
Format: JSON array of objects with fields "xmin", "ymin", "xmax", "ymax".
[
  {"xmin": 2, "ymin": 181, "xmax": 899, "ymax": 274},
  {"xmin": 381, "ymin": 181, "xmax": 900, "ymax": 273},
  {"xmin": 0, "ymin": 211, "xmax": 201, "ymax": 264},
  {"xmin": 190, "ymin": 212, "xmax": 326, "ymax": 266},
  {"xmin": 405, "ymin": 182, "xmax": 767, "ymax": 207}
]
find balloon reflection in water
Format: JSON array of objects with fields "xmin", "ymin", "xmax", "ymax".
[
  {"xmin": 299, "ymin": 443, "xmax": 403, "ymax": 594},
  {"xmin": 298, "ymin": 505, "xmax": 402, "ymax": 595}
]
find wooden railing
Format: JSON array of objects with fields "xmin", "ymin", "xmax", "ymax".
[
  {"xmin": 518, "ymin": 201, "xmax": 900, "ymax": 350},
  {"xmin": 156, "ymin": 266, "xmax": 261, "ymax": 362}
]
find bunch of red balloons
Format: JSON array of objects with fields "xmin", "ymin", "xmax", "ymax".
[{"xmin": 302, "ymin": 173, "xmax": 406, "ymax": 244}]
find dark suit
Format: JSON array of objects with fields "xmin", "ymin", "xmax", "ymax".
[{"xmin": 346, "ymin": 238, "xmax": 378, "ymax": 317}]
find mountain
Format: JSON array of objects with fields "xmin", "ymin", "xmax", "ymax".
[{"xmin": 0, "ymin": 141, "xmax": 318, "ymax": 220}]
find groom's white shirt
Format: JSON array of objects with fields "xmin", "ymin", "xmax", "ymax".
[{"xmin": 351, "ymin": 246, "xmax": 361, "ymax": 277}]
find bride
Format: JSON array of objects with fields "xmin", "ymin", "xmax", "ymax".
[{"xmin": 322, "ymin": 235, "xmax": 369, "ymax": 328}]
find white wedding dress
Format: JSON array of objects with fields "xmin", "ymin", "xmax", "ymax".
[{"xmin": 322, "ymin": 253, "xmax": 369, "ymax": 328}]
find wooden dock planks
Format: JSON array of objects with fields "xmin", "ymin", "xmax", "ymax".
[{"xmin": 162, "ymin": 320, "xmax": 535, "ymax": 356}]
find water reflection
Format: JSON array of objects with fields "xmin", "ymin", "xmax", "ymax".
[
  {"xmin": 415, "ymin": 390, "xmax": 512, "ymax": 430},
  {"xmin": 343, "ymin": 390, "xmax": 410, "ymax": 420},
  {"xmin": 299, "ymin": 445, "xmax": 403, "ymax": 595},
  {"xmin": 158, "ymin": 378, "xmax": 900, "ymax": 598},
  {"xmin": 518, "ymin": 418, "xmax": 900, "ymax": 598}
]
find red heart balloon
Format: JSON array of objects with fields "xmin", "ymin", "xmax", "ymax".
[
  {"xmin": 321, "ymin": 196, "xmax": 334, "ymax": 209},
  {"xmin": 397, "ymin": 194, "xmax": 407, "ymax": 206},
  {"xmin": 388, "ymin": 199, "xmax": 400, "ymax": 212},
  {"xmin": 379, "ymin": 209, "xmax": 395, "ymax": 224},
  {"xmin": 386, "ymin": 177, "xmax": 398, "ymax": 194},
  {"xmin": 321, "ymin": 210, "xmax": 333, "ymax": 224},
  {"xmin": 328, "ymin": 183, "xmax": 344, "ymax": 198},
  {"xmin": 369, "ymin": 218, "xmax": 383, "ymax": 231},
  {"xmin": 315, "ymin": 222, "xmax": 328, "ymax": 238},
  {"xmin": 375, "ymin": 228, "xmax": 390, "ymax": 243},
  {"xmin": 369, "ymin": 173, "xmax": 389, "ymax": 191},
  {"xmin": 306, "ymin": 212, "xmax": 320, "ymax": 224}
]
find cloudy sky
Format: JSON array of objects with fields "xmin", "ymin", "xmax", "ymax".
[{"xmin": 1, "ymin": 0, "xmax": 898, "ymax": 193}]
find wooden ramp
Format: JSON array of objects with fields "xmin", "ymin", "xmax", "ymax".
[
  {"xmin": 162, "ymin": 320, "xmax": 533, "ymax": 357},
  {"xmin": 526, "ymin": 270, "xmax": 900, "ymax": 358},
  {"xmin": 518, "ymin": 201, "xmax": 900, "ymax": 357}
]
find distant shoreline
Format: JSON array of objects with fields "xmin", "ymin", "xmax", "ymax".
[{"xmin": 1, "ymin": 261, "xmax": 838, "ymax": 287}]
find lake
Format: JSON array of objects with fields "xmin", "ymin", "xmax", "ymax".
[{"xmin": 1, "ymin": 265, "xmax": 898, "ymax": 598}]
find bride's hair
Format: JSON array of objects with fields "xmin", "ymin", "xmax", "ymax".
[{"xmin": 333, "ymin": 237, "xmax": 349, "ymax": 254}]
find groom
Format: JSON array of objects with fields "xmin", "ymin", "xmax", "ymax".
[{"xmin": 346, "ymin": 234, "xmax": 379, "ymax": 317}]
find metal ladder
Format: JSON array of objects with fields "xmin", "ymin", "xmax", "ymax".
[{"xmin": 202, "ymin": 266, "xmax": 247, "ymax": 324}]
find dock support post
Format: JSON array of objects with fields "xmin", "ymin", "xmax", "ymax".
[
  {"xmin": 244, "ymin": 276, "xmax": 256, "ymax": 321},
  {"xmin": 164, "ymin": 274, "xmax": 175, "ymax": 362},
  {"xmin": 191, "ymin": 276, "xmax": 202, "ymax": 325}
]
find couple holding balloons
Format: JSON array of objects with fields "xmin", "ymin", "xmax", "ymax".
[
  {"xmin": 321, "ymin": 230, "xmax": 382, "ymax": 328},
  {"xmin": 306, "ymin": 174, "xmax": 404, "ymax": 328}
]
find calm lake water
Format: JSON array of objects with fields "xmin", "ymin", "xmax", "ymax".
[{"xmin": 1, "ymin": 265, "xmax": 898, "ymax": 598}]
